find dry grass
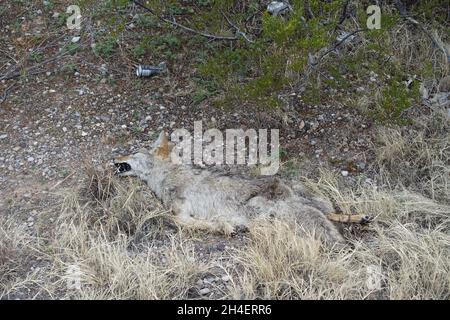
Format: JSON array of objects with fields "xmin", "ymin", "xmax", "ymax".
[
  {"xmin": 226, "ymin": 175, "xmax": 449, "ymax": 300},
  {"xmin": 375, "ymin": 109, "xmax": 450, "ymax": 204}
]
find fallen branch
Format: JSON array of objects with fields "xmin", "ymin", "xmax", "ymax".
[
  {"xmin": 131, "ymin": 0, "xmax": 238, "ymax": 41},
  {"xmin": 405, "ymin": 17, "xmax": 450, "ymax": 62},
  {"xmin": 334, "ymin": 0, "xmax": 350, "ymax": 31},
  {"xmin": 0, "ymin": 32, "xmax": 81, "ymax": 81},
  {"xmin": 0, "ymin": 52, "xmax": 70, "ymax": 81},
  {"xmin": 316, "ymin": 28, "xmax": 366, "ymax": 62},
  {"xmin": 221, "ymin": 11, "xmax": 254, "ymax": 43},
  {"xmin": 0, "ymin": 83, "xmax": 15, "ymax": 104},
  {"xmin": 394, "ymin": 0, "xmax": 450, "ymax": 62}
]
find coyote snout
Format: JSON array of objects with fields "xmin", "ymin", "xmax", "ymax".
[
  {"xmin": 113, "ymin": 131, "xmax": 371, "ymax": 242},
  {"xmin": 114, "ymin": 158, "xmax": 132, "ymax": 174}
]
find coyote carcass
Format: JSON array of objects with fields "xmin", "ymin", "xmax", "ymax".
[{"xmin": 114, "ymin": 132, "xmax": 369, "ymax": 243}]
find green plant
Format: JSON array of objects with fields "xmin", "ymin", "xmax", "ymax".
[
  {"xmin": 378, "ymin": 80, "xmax": 420, "ymax": 124},
  {"xmin": 61, "ymin": 63, "xmax": 78, "ymax": 74},
  {"xmin": 135, "ymin": 14, "xmax": 158, "ymax": 28},
  {"xmin": 191, "ymin": 89, "xmax": 210, "ymax": 105},
  {"xmin": 94, "ymin": 36, "xmax": 118, "ymax": 58},
  {"xmin": 61, "ymin": 43, "xmax": 80, "ymax": 55},
  {"xmin": 55, "ymin": 12, "xmax": 69, "ymax": 28},
  {"xmin": 29, "ymin": 52, "xmax": 43, "ymax": 63}
]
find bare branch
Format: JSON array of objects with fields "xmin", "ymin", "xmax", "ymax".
[
  {"xmin": 0, "ymin": 84, "xmax": 14, "ymax": 104},
  {"xmin": 394, "ymin": 1, "xmax": 450, "ymax": 62},
  {"xmin": 405, "ymin": 17, "xmax": 450, "ymax": 62},
  {"xmin": 221, "ymin": 11, "xmax": 254, "ymax": 43},
  {"xmin": 317, "ymin": 29, "xmax": 366, "ymax": 62},
  {"xmin": 131, "ymin": 0, "xmax": 238, "ymax": 41}
]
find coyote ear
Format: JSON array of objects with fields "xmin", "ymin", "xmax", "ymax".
[{"xmin": 153, "ymin": 131, "xmax": 170, "ymax": 160}]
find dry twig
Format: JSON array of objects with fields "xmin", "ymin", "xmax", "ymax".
[{"xmin": 132, "ymin": 0, "xmax": 238, "ymax": 41}]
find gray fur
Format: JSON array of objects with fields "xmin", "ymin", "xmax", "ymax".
[{"xmin": 115, "ymin": 148, "xmax": 343, "ymax": 244}]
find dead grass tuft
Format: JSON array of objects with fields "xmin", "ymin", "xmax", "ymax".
[{"xmin": 375, "ymin": 109, "xmax": 450, "ymax": 204}]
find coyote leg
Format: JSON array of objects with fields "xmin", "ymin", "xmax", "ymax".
[{"xmin": 326, "ymin": 213, "xmax": 373, "ymax": 224}]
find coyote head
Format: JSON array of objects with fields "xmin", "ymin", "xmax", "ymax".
[{"xmin": 114, "ymin": 131, "xmax": 173, "ymax": 176}]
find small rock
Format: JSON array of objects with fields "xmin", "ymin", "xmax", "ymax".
[
  {"xmin": 298, "ymin": 120, "xmax": 305, "ymax": 130},
  {"xmin": 341, "ymin": 170, "xmax": 349, "ymax": 177},
  {"xmin": 221, "ymin": 275, "xmax": 230, "ymax": 282},
  {"xmin": 438, "ymin": 76, "xmax": 450, "ymax": 92},
  {"xmin": 0, "ymin": 134, "xmax": 7, "ymax": 139},
  {"xmin": 199, "ymin": 288, "xmax": 211, "ymax": 295},
  {"xmin": 205, "ymin": 277, "xmax": 215, "ymax": 283},
  {"xmin": 71, "ymin": 36, "xmax": 81, "ymax": 43},
  {"xmin": 267, "ymin": 1, "xmax": 292, "ymax": 16}
]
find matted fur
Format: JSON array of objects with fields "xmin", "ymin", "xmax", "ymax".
[{"xmin": 114, "ymin": 132, "xmax": 345, "ymax": 243}]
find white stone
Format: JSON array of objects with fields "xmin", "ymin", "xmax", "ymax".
[{"xmin": 199, "ymin": 288, "xmax": 210, "ymax": 295}]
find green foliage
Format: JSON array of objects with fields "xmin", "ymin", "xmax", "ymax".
[
  {"xmin": 43, "ymin": 0, "xmax": 55, "ymax": 10},
  {"xmin": 196, "ymin": 0, "xmax": 342, "ymax": 108},
  {"xmin": 106, "ymin": 0, "xmax": 129, "ymax": 10},
  {"xmin": 135, "ymin": 14, "xmax": 158, "ymax": 28},
  {"xmin": 133, "ymin": 35, "xmax": 151, "ymax": 59},
  {"xmin": 55, "ymin": 12, "xmax": 69, "ymax": 28},
  {"xmin": 94, "ymin": 36, "xmax": 118, "ymax": 58},
  {"xmin": 191, "ymin": 89, "xmax": 210, "ymax": 105},
  {"xmin": 377, "ymin": 79, "xmax": 420, "ymax": 124},
  {"xmin": 196, "ymin": 0, "xmax": 212, "ymax": 7},
  {"xmin": 159, "ymin": 34, "xmax": 181, "ymax": 49},
  {"xmin": 132, "ymin": 30, "xmax": 182, "ymax": 60},
  {"xmin": 61, "ymin": 43, "xmax": 81, "ymax": 55},
  {"xmin": 78, "ymin": 0, "xmax": 444, "ymax": 124},
  {"xmin": 61, "ymin": 62, "xmax": 78, "ymax": 76},
  {"xmin": 30, "ymin": 52, "xmax": 43, "ymax": 63},
  {"xmin": 168, "ymin": 3, "xmax": 184, "ymax": 15}
]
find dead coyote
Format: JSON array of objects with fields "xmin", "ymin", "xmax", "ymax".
[{"xmin": 114, "ymin": 132, "xmax": 370, "ymax": 243}]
